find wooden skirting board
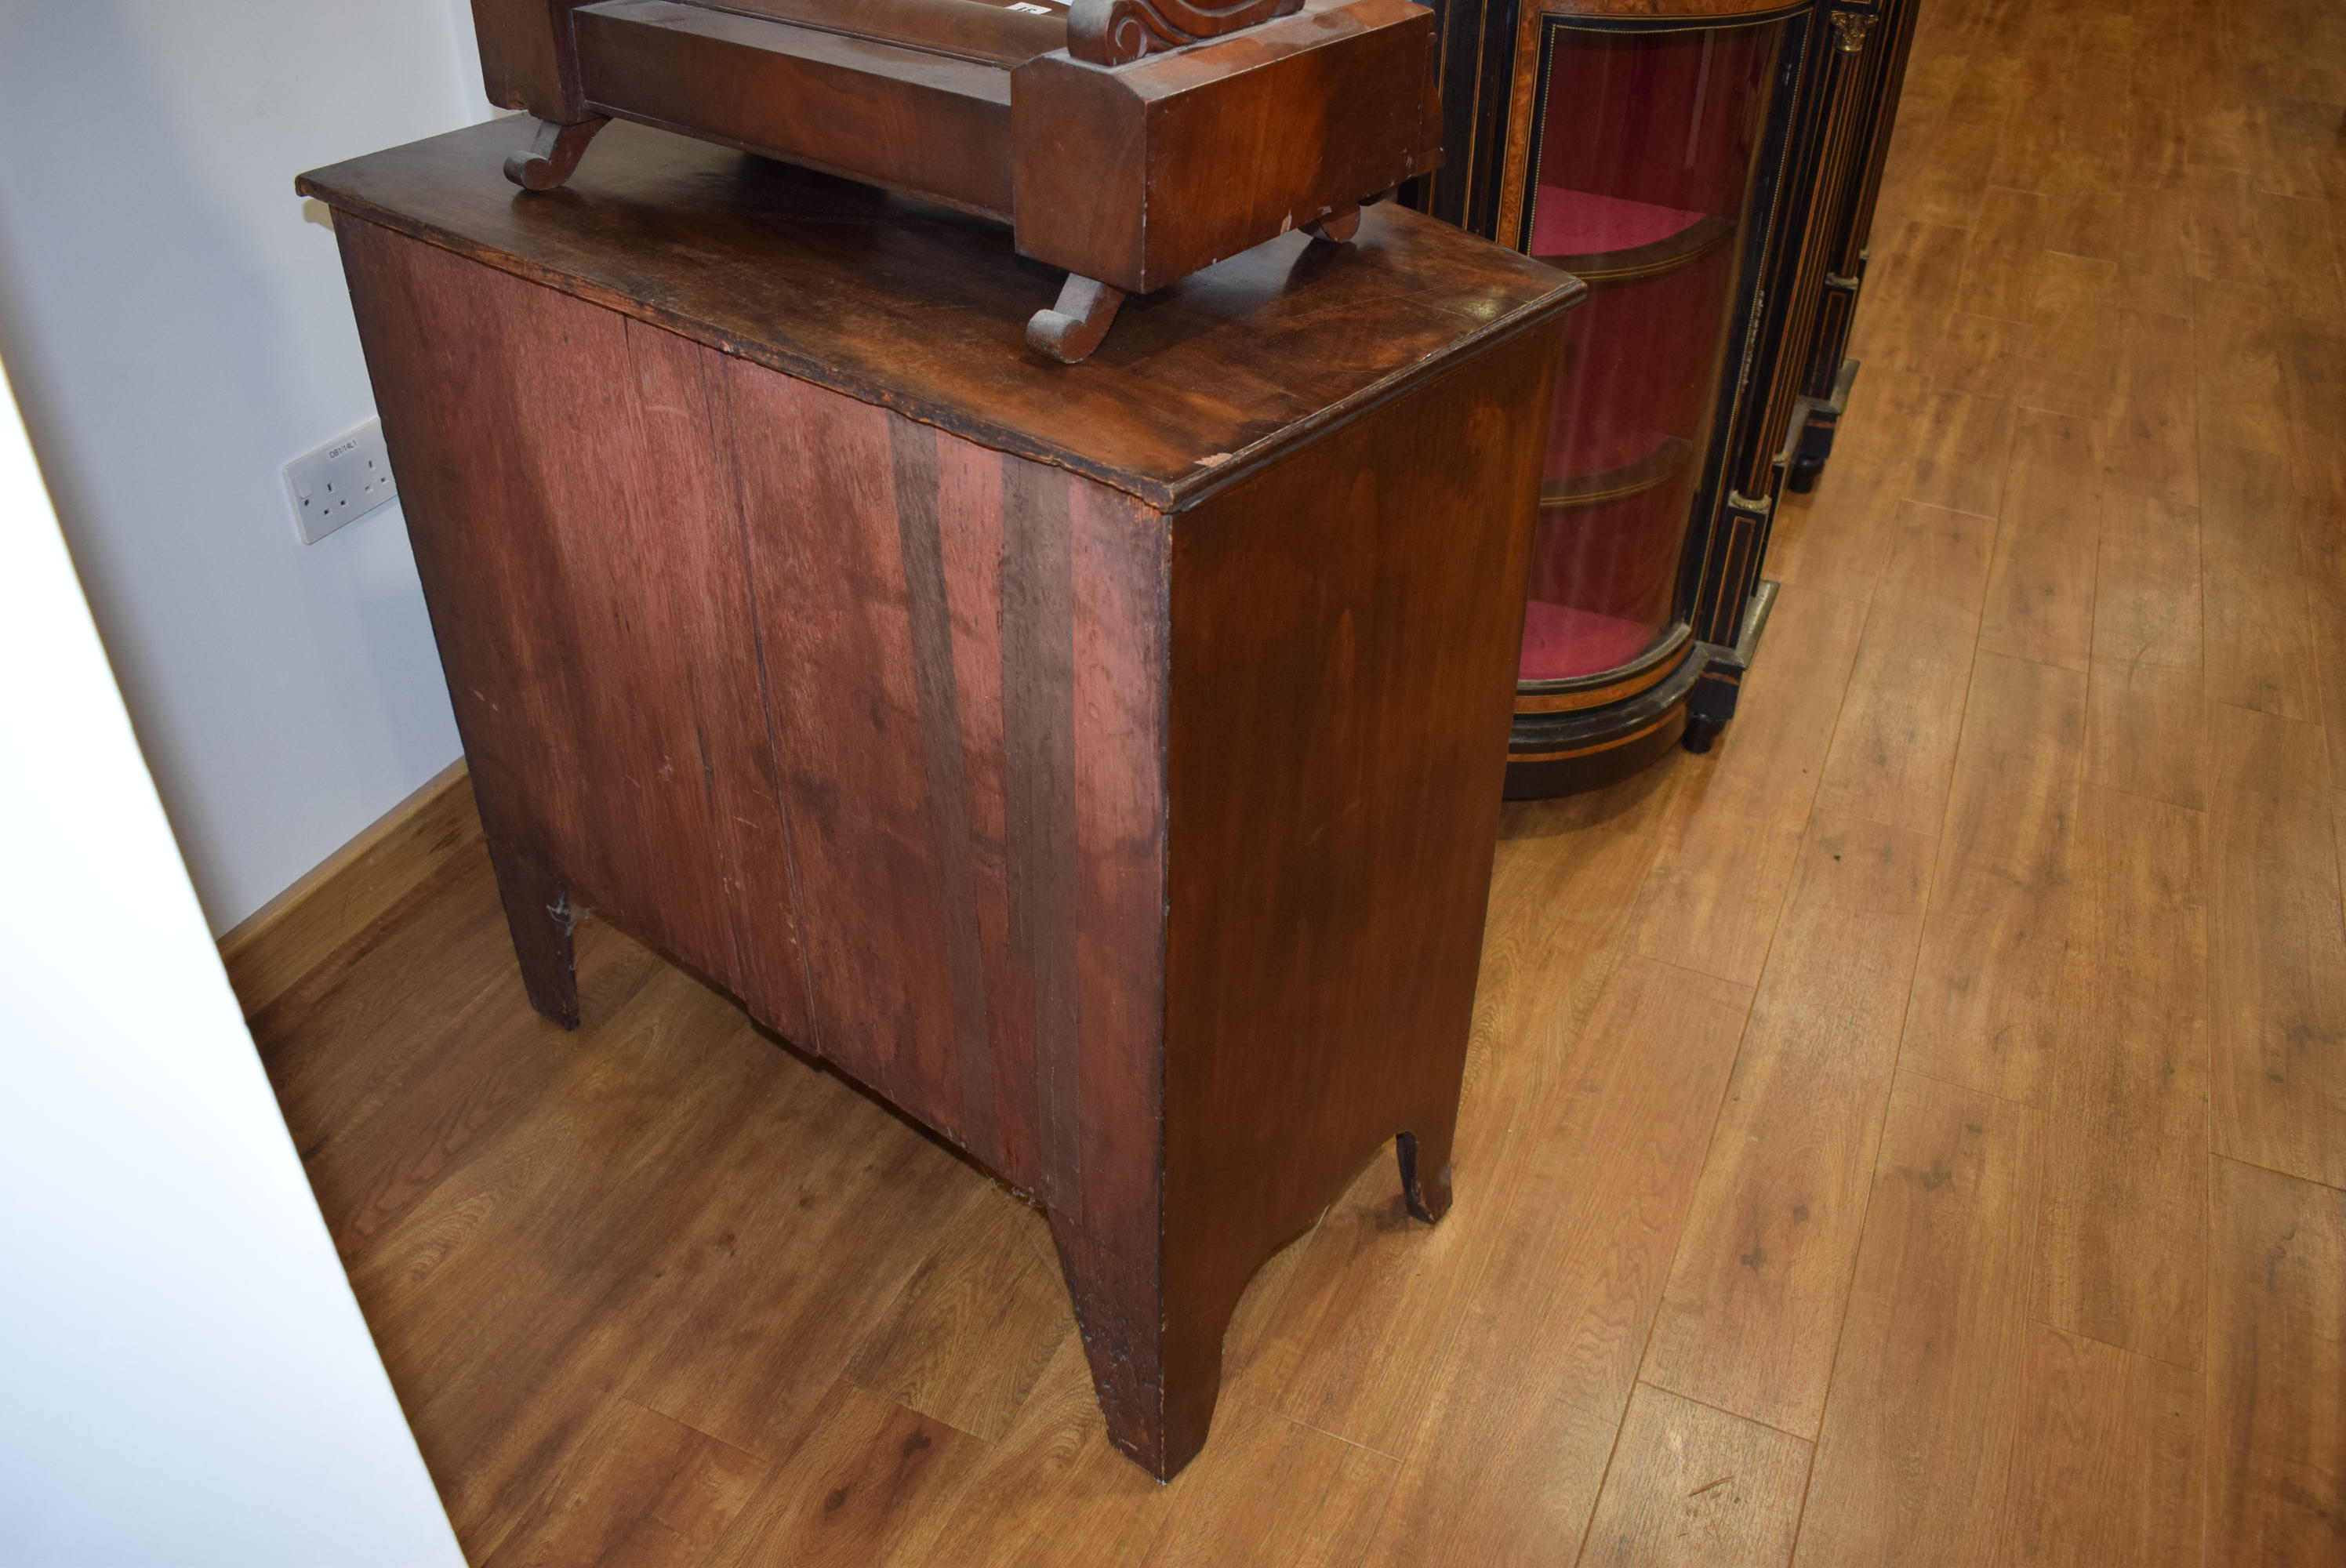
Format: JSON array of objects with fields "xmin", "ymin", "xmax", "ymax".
[{"xmin": 216, "ymin": 757, "xmax": 481, "ymax": 1018}]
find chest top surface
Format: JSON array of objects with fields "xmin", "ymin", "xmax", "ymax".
[{"xmin": 299, "ymin": 118, "xmax": 1579, "ymax": 510}]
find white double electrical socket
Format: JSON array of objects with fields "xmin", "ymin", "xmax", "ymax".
[{"xmin": 283, "ymin": 416, "xmax": 398, "ymax": 543}]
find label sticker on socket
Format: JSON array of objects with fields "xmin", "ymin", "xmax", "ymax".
[{"xmin": 284, "ymin": 416, "xmax": 398, "ymax": 543}]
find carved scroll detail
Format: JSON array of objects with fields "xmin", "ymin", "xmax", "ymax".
[
  {"xmin": 503, "ymin": 117, "xmax": 608, "ymax": 191},
  {"xmin": 1829, "ymin": 11, "xmax": 1876, "ymax": 52},
  {"xmin": 1027, "ymin": 274, "xmax": 1129, "ymax": 363},
  {"xmin": 1066, "ymin": 0, "xmax": 1306, "ymax": 66}
]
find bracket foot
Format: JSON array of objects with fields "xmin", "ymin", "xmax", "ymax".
[
  {"xmin": 504, "ymin": 117, "xmax": 608, "ymax": 192},
  {"xmin": 1305, "ymin": 203, "xmax": 1362, "ymax": 243},
  {"xmin": 1027, "ymin": 274, "xmax": 1128, "ymax": 364}
]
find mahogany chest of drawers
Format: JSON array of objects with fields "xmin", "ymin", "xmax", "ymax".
[{"xmin": 300, "ymin": 116, "xmax": 1577, "ymax": 1477}]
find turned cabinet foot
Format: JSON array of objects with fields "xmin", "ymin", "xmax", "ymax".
[
  {"xmin": 1027, "ymin": 274, "xmax": 1128, "ymax": 364},
  {"xmin": 485, "ymin": 837, "xmax": 580, "ymax": 1028},
  {"xmin": 1305, "ymin": 203, "xmax": 1362, "ymax": 243},
  {"xmin": 1787, "ymin": 416, "xmax": 1837, "ymax": 494},
  {"xmin": 1397, "ymin": 1127, "xmax": 1454, "ymax": 1224},
  {"xmin": 503, "ymin": 117, "xmax": 609, "ymax": 192}
]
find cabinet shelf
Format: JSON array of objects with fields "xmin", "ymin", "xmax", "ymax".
[
  {"xmin": 1541, "ymin": 434, "xmax": 1693, "ymax": 510},
  {"xmin": 1520, "ymin": 599, "xmax": 1661, "ymax": 682},
  {"xmin": 1529, "ymin": 188, "xmax": 1734, "ymax": 283}
]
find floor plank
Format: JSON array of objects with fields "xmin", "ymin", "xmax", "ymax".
[
  {"xmin": 1989, "ymin": 1323, "xmax": 2203, "ymax": 1568},
  {"xmin": 479, "ymin": 1396, "xmax": 767, "ymax": 1568},
  {"xmin": 897, "ymin": 1337, "xmax": 1399, "ymax": 1568},
  {"xmin": 1790, "ymin": 1073, "xmax": 2042, "ymax": 1567},
  {"xmin": 700, "ymin": 1380, "xmax": 984, "ymax": 1568},
  {"xmin": 1980, "ymin": 407, "xmax": 2106, "ymax": 673},
  {"xmin": 2250, "ymin": 191, "xmax": 2346, "ymax": 325},
  {"xmin": 2086, "ymin": 656, "xmax": 2209, "ymax": 812},
  {"xmin": 1875, "ymin": 500, "xmax": 1998, "ymax": 633},
  {"xmin": 2299, "ymin": 492, "xmax": 2346, "ymax": 771},
  {"xmin": 2200, "ymin": 441, "xmax": 2320, "ymax": 720},
  {"xmin": 1574, "ymin": 1384, "xmax": 1812, "ymax": 1568},
  {"xmin": 1764, "ymin": 368, "xmax": 1938, "ymax": 606},
  {"xmin": 1810, "ymin": 612, "xmax": 1977, "ymax": 842},
  {"xmin": 2012, "ymin": 256, "xmax": 2124, "ymax": 423},
  {"xmin": 2035, "ymin": 786, "xmax": 2210, "ymax": 1368},
  {"xmin": 2192, "ymin": 282, "xmax": 2290, "ymax": 455},
  {"xmin": 1356, "ymin": 955, "xmax": 1753, "ymax": 1566},
  {"xmin": 843, "ymin": 1192, "xmax": 1070, "ymax": 1443},
  {"xmin": 1901, "ymin": 652, "xmax": 2089, "ymax": 1106},
  {"xmin": 2104, "ymin": 309, "xmax": 2199, "ymax": 497},
  {"xmin": 1644, "ymin": 819, "xmax": 1935, "ymax": 1439},
  {"xmin": 1625, "ymin": 585, "xmax": 1868, "ymax": 988},
  {"xmin": 1907, "ymin": 387, "xmax": 2018, "ymax": 519},
  {"xmin": 1952, "ymin": 187, "xmax": 2047, "ymax": 322},
  {"xmin": 2207, "ymin": 702, "xmax": 2346, "ymax": 1188},
  {"xmin": 2092, "ymin": 476, "xmax": 2203, "ymax": 672},
  {"xmin": 2208, "ymin": 1158, "xmax": 2346, "ymax": 1563},
  {"xmin": 1847, "ymin": 220, "xmax": 1974, "ymax": 374}
]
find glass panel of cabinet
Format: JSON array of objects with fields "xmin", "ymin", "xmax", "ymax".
[{"xmin": 1418, "ymin": 0, "xmax": 1919, "ymax": 796}]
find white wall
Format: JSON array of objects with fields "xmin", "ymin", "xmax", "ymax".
[
  {"xmin": 0, "ymin": 0, "xmax": 499, "ymax": 932},
  {"xmin": 0, "ymin": 355, "xmax": 464, "ymax": 1566}
]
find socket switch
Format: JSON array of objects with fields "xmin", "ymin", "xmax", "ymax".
[{"xmin": 284, "ymin": 417, "xmax": 398, "ymax": 543}]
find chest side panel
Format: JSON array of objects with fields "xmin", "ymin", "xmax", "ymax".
[{"xmin": 1161, "ymin": 321, "xmax": 1558, "ymax": 1318}]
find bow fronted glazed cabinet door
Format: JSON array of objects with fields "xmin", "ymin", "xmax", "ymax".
[{"xmin": 1414, "ymin": 0, "xmax": 1916, "ymax": 793}]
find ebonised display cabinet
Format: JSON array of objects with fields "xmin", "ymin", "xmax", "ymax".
[{"xmin": 1415, "ymin": 0, "xmax": 1917, "ymax": 793}]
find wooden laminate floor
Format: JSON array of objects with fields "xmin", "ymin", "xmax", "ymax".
[{"xmin": 252, "ymin": 0, "xmax": 2346, "ymax": 1558}]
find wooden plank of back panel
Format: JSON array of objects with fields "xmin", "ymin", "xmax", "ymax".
[
  {"xmin": 335, "ymin": 221, "xmax": 815, "ymax": 1041},
  {"xmin": 932, "ymin": 441, "xmax": 1043, "ymax": 1184},
  {"xmin": 726, "ymin": 374, "xmax": 980, "ymax": 1148}
]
